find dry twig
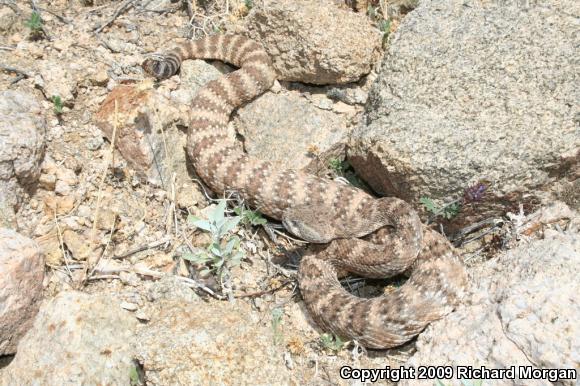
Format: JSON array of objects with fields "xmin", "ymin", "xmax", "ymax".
[{"xmin": 94, "ymin": 0, "xmax": 136, "ymax": 33}]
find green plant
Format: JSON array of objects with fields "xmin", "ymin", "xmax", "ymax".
[
  {"xmin": 367, "ymin": 4, "xmax": 379, "ymax": 19},
  {"xmin": 378, "ymin": 19, "xmax": 391, "ymax": 45},
  {"xmin": 271, "ymin": 307, "xmax": 284, "ymax": 345},
  {"xmin": 233, "ymin": 205, "xmax": 267, "ymax": 226},
  {"xmin": 244, "ymin": 0, "xmax": 254, "ymax": 10},
  {"xmin": 183, "ymin": 200, "xmax": 244, "ymax": 282},
  {"xmin": 378, "ymin": 19, "xmax": 391, "ymax": 33},
  {"xmin": 420, "ymin": 197, "xmax": 461, "ymax": 220},
  {"xmin": 320, "ymin": 333, "xmax": 345, "ymax": 352},
  {"xmin": 329, "ymin": 158, "xmax": 344, "ymax": 175},
  {"xmin": 25, "ymin": 12, "xmax": 43, "ymax": 34},
  {"xmin": 328, "ymin": 158, "xmax": 366, "ymax": 189},
  {"xmin": 129, "ymin": 365, "xmax": 140, "ymax": 386},
  {"xmin": 52, "ymin": 95, "xmax": 63, "ymax": 115}
]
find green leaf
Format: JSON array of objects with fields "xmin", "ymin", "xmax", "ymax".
[
  {"xmin": 181, "ymin": 252, "xmax": 195, "ymax": 261},
  {"xmin": 420, "ymin": 196, "xmax": 438, "ymax": 213},
  {"xmin": 187, "ymin": 214, "xmax": 200, "ymax": 223},
  {"xmin": 209, "ymin": 200, "xmax": 227, "ymax": 223},
  {"xmin": 379, "ymin": 19, "xmax": 391, "ymax": 32},
  {"xmin": 192, "ymin": 220, "xmax": 213, "ymax": 232},
  {"xmin": 25, "ymin": 12, "xmax": 42, "ymax": 32},
  {"xmin": 223, "ymin": 237, "xmax": 237, "ymax": 255},
  {"xmin": 129, "ymin": 365, "xmax": 139, "ymax": 386},
  {"xmin": 247, "ymin": 211, "xmax": 267, "ymax": 226},
  {"xmin": 219, "ymin": 216, "xmax": 241, "ymax": 236},
  {"xmin": 443, "ymin": 202, "xmax": 461, "ymax": 219},
  {"xmin": 208, "ymin": 243, "xmax": 222, "ymax": 257},
  {"xmin": 52, "ymin": 95, "xmax": 63, "ymax": 114},
  {"xmin": 320, "ymin": 333, "xmax": 345, "ymax": 351}
]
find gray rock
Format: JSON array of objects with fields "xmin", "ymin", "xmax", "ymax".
[
  {"xmin": 0, "ymin": 229, "xmax": 44, "ymax": 355},
  {"xmin": 0, "ymin": 291, "xmax": 138, "ymax": 385},
  {"xmin": 245, "ymin": 0, "xmax": 381, "ymax": 84},
  {"xmin": 235, "ymin": 90, "xmax": 348, "ymax": 174},
  {"xmin": 350, "ymin": 0, "xmax": 579, "ymax": 204},
  {"xmin": 135, "ymin": 298, "xmax": 291, "ymax": 385},
  {"xmin": 146, "ymin": 274, "xmax": 200, "ymax": 303},
  {"xmin": 0, "ymin": 91, "xmax": 46, "ymax": 227},
  {"xmin": 0, "ymin": 6, "xmax": 18, "ymax": 34},
  {"xmin": 403, "ymin": 230, "xmax": 580, "ymax": 385}
]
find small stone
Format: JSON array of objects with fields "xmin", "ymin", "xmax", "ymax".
[
  {"xmin": 120, "ymin": 301, "xmax": 139, "ymax": 312},
  {"xmin": 77, "ymin": 204, "xmax": 92, "ymax": 218},
  {"xmin": 62, "ymin": 230, "xmax": 99, "ymax": 261},
  {"xmin": 154, "ymin": 190, "xmax": 166, "ymax": 201},
  {"xmin": 41, "ymin": 157, "xmax": 58, "ymax": 175},
  {"xmin": 135, "ymin": 310, "xmax": 150, "ymax": 321},
  {"xmin": 119, "ymin": 271, "xmax": 140, "ymax": 287},
  {"xmin": 54, "ymin": 180, "xmax": 72, "ymax": 196},
  {"xmin": 88, "ymin": 69, "xmax": 109, "ymax": 86},
  {"xmin": 52, "ymin": 40, "xmax": 70, "ymax": 51},
  {"xmin": 176, "ymin": 182, "xmax": 206, "ymax": 209},
  {"xmin": 94, "ymin": 208, "xmax": 117, "ymax": 230},
  {"xmin": 38, "ymin": 174, "xmax": 56, "ymax": 190},
  {"xmin": 86, "ymin": 136, "xmax": 104, "ymax": 151},
  {"xmin": 43, "ymin": 195, "xmax": 76, "ymax": 216},
  {"xmin": 56, "ymin": 168, "xmax": 78, "ymax": 185}
]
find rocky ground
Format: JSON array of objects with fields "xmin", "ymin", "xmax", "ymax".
[{"xmin": 0, "ymin": 0, "xmax": 578, "ymax": 385}]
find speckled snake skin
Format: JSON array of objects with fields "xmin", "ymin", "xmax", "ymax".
[{"xmin": 143, "ymin": 34, "xmax": 468, "ymax": 348}]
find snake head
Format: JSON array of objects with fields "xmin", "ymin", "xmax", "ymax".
[{"xmin": 282, "ymin": 213, "xmax": 334, "ymax": 244}]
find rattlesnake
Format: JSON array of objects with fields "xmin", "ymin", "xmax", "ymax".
[{"xmin": 143, "ymin": 34, "xmax": 467, "ymax": 348}]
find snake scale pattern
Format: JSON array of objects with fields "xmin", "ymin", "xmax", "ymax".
[{"xmin": 143, "ymin": 34, "xmax": 468, "ymax": 349}]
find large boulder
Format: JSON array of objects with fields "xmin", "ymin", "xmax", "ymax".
[
  {"xmin": 235, "ymin": 90, "xmax": 348, "ymax": 174},
  {"xmin": 135, "ymin": 295, "xmax": 292, "ymax": 385},
  {"xmin": 0, "ymin": 291, "xmax": 138, "ymax": 385},
  {"xmin": 0, "ymin": 229, "xmax": 44, "ymax": 355},
  {"xmin": 245, "ymin": 0, "xmax": 381, "ymax": 84},
  {"xmin": 402, "ymin": 228, "xmax": 579, "ymax": 385},
  {"xmin": 0, "ymin": 91, "xmax": 46, "ymax": 227},
  {"xmin": 350, "ymin": 0, "xmax": 578, "ymax": 205}
]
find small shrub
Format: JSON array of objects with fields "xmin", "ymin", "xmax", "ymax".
[
  {"xmin": 421, "ymin": 182, "xmax": 488, "ymax": 221},
  {"xmin": 320, "ymin": 333, "xmax": 345, "ymax": 352},
  {"xmin": 183, "ymin": 200, "xmax": 244, "ymax": 283},
  {"xmin": 52, "ymin": 95, "xmax": 63, "ymax": 115},
  {"xmin": 328, "ymin": 158, "xmax": 366, "ymax": 189},
  {"xmin": 420, "ymin": 197, "xmax": 461, "ymax": 220},
  {"xmin": 129, "ymin": 366, "xmax": 140, "ymax": 386},
  {"xmin": 244, "ymin": 0, "xmax": 254, "ymax": 10},
  {"xmin": 233, "ymin": 205, "xmax": 267, "ymax": 226},
  {"xmin": 378, "ymin": 19, "xmax": 391, "ymax": 46},
  {"xmin": 25, "ymin": 12, "xmax": 43, "ymax": 38},
  {"xmin": 328, "ymin": 158, "xmax": 344, "ymax": 175}
]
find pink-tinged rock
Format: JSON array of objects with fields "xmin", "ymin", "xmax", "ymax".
[{"xmin": 0, "ymin": 228, "xmax": 45, "ymax": 355}]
